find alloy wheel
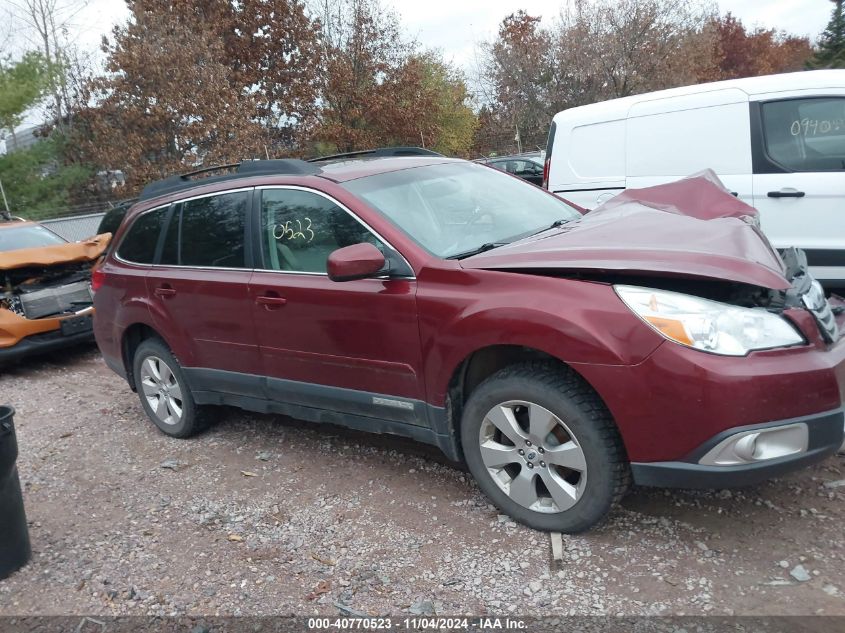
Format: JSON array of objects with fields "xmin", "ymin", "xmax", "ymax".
[
  {"xmin": 478, "ymin": 400, "xmax": 587, "ymax": 513},
  {"xmin": 140, "ymin": 355, "xmax": 183, "ymax": 426}
]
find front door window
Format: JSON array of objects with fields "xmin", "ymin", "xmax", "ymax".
[{"xmin": 259, "ymin": 188, "xmax": 384, "ymax": 273}]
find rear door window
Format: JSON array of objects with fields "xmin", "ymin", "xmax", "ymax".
[
  {"xmin": 165, "ymin": 191, "xmax": 250, "ymax": 268},
  {"xmin": 761, "ymin": 97, "xmax": 845, "ymax": 172},
  {"xmin": 116, "ymin": 207, "xmax": 167, "ymax": 264}
]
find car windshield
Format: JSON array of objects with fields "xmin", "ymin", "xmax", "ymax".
[
  {"xmin": 0, "ymin": 224, "xmax": 67, "ymax": 252},
  {"xmin": 342, "ymin": 162, "xmax": 581, "ymax": 258}
]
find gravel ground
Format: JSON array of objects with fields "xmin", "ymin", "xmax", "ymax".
[{"xmin": 0, "ymin": 346, "xmax": 844, "ymax": 617}]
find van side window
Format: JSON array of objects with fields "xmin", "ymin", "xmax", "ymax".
[
  {"xmin": 761, "ymin": 98, "xmax": 845, "ymax": 172},
  {"xmin": 116, "ymin": 207, "xmax": 167, "ymax": 264},
  {"xmin": 167, "ymin": 191, "xmax": 249, "ymax": 268},
  {"xmin": 260, "ymin": 189, "xmax": 383, "ymax": 274}
]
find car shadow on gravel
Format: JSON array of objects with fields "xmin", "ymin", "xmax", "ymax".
[
  {"xmin": 204, "ymin": 404, "xmax": 842, "ymax": 536},
  {"xmin": 212, "ymin": 405, "xmax": 465, "ymax": 470},
  {"xmin": 618, "ymin": 459, "xmax": 843, "ymax": 535},
  {"xmin": 0, "ymin": 343, "xmax": 99, "ymax": 377}
]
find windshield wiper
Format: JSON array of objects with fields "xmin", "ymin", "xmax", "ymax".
[
  {"xmin": 447, "ymin": 242, "xmax": 509, "ymax": 260},
  {"xmin": 527, "ymin": 218, "xmax": 572, "ymax": 238}
]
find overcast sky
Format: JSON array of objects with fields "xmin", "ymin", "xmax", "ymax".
[
  {"xmin": 62, "ymin": 0, "xmax": 832, "ymax": 72},
  {"xmin": 9, "ymin": 0, "xmax": 835, "ymax": 128},
  {"xmin": 397, "ymin": 0, "xmax": 832, "ymax": 70}
]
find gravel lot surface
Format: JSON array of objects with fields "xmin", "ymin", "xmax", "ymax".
[{"xmin": 1, "ymin": 346, "xmax": 844, "ymax": 617}]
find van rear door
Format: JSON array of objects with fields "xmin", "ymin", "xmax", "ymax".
[
  {"xmin": 546, "ymin": 112, "xmax": 627, "ymax": 209},
  {"xmin": 750, "ymin": 93, "xmax": 845, "ymax": 288}
]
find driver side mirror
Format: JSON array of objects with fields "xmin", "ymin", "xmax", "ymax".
[{"xmin": 327, "ymin": 242, "xmax": 387, "ymax": 282}]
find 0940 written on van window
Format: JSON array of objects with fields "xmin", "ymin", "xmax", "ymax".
[{"xmin": 762, "ymin": 97, "xmax": 845, "ymax": 172}]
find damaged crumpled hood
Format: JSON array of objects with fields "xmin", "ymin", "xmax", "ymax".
[
  {"xmin": 463, "ymin": 173, "xmax": 790, "ymax": 290},
  {"xmin": 0, "ymin": 233, "xmax": 111, "ymax": 271}
]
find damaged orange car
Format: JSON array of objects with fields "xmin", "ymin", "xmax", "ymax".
[{"xmin": 0, "ymin": 219, "xmax": 110, "ymax": 364}]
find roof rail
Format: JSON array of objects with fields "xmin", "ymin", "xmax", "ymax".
[
  {"xmin": 139, "ymin": 159, "xmax": 322, "ymax": 201},
  {"xmin": 308, "ymin": 146, "xmax": 443, "ymax": 163}
]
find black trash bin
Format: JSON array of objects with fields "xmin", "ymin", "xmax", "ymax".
[{"xmin": 0, "ymin": 405, "xmax": 31, "ymax": 579}]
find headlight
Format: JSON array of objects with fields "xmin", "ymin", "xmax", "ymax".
[{"xmin": 615, "ymin": 285, "xmax": 804, "ymax": 356}]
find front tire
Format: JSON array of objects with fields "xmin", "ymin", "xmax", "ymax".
[
  {"xmin": 132, "ymin": 338, "xmax": 208, "ymax": 438},
  {"xmin": 461, "ymin": 361, "xmax": 630, "ymax": 533}
]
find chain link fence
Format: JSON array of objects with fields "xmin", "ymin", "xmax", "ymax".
[
  {"xmin": 471, "ymin": 129, "xmax": 548, "ymax": 160},
  {"xmin": 40, "ymin": 212, "xmax": 106, "ymax": 242}
]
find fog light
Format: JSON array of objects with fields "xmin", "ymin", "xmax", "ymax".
[
  {"xmin": 733, "ymin": 433, "xmax": 759, "ymax": 461},
  {"xmin": 699, "ymin": 423, "xmax": 808, "ymax": 466}
]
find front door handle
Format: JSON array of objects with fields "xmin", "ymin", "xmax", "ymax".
[
  {"xmin": 256, "ymin": 293, "xmax": 287, "ymax": 309},
  {"xmin": 767, "ymin": 189, "xmax": 805, "ymax": 198},
  {"xmin": 154, "ymin": 285, "xmax": 176, "ymax": 298}
]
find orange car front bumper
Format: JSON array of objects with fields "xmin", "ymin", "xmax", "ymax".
[{"xmin": 0, "ymin": 306, "xmax": 96, "ymax": 362}]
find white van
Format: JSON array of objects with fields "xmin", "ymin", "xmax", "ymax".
[{"xmin": 544, "ymin": 70, "xmax": 845, "ymax": 286}]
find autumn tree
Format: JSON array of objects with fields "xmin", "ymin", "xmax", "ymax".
[
  {"xmin": 74, "ymin": 0, "xmax": 322, "ymax": 194},
  {"xmin": 475, "ymin": 0, "xmax": 714, "ymax": 154},
  {"xmin": 808, "ymin": 0, "xmax": 845, "ymax": 68},
  {"xmin": 477, "ymin": 11, "xmax": 552, "ymax": 154},
  {"xmin": 701, "ymin": 12, "xmax": 813, "ymax": 80},
  {"xmin": 311, "ymin": 0, "xmax": 412, "ymax": 151},
  {"xmin": 74, "ymin": 1, "xmax": 264, "ymax": 192},
  {"xmin": 226, "ymin": 0, "xmax": 323, "ymax": 147},
  {"xmin": 416, "ymin": 55, "xmax": 476, "ymax": 156},
  {"xmin": 311, "ymin": 0, "xmax": 475, "ymax": 154},
  {"xmin": 549, "ymin": 0, "xmax": 712, "ymax": 105}
]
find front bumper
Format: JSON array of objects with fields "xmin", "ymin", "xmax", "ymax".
[
  {"xmin": 574, "ymin": 302, "xmax": 845, "ymax": 462},
  {"xmin": 631, "ymin": 408, "xmax": 844, "ymax": 488},
  {"xmin": 0, "ymin": 329, "xmax": 95, "ymax": 364},
  {"xmin": 0, "ymin": 306, "xmax": 96, "ymax": 364}
]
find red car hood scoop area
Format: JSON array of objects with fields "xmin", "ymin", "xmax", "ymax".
[{"xmin": 463, "ymin": 173, "xmax": 790, "ymax": 291}]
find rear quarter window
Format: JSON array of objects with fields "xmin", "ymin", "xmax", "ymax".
[
  {"xmin": 116, "ymin": 207, "xmax": 168, "ymax": 264},
  {"xmin": 97, "ymin": 203, "xmax": 133, "ymax": 236}
]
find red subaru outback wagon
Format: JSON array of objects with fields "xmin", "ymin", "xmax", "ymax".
[{"xmin": 94, "ymin": 153, "xmax": 845, "ymax": 532}]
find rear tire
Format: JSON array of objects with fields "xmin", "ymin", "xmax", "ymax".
[
  {"xmin": 461, "ymin": 361, "xmax": 630, "ymax": 533},
  {"xmin": 132, "ymin": 338, "xmax": 209, "ymax": 438}
]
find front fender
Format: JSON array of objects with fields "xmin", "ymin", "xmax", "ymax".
[{"xmin": 418, "ymin": 270, "xmax": 664, "ymax": 406}]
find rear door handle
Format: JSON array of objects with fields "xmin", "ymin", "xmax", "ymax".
[
  {"xmin": 154, "ymin": 285, "xmax": 176, "ymax": 298},
  {"xmin": 256, "ymin": 293, "xmax": 287, "ymax": 309},
  {"xmin": 767, "ymin": 189, "xmax": 805, "ymax": 198}
]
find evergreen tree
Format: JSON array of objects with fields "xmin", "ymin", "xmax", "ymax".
[{"xmin": 808, "ymin": 0, "xmax": 845, "ymax": 68}]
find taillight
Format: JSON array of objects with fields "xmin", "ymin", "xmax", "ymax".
[
  {"xmin": 542, "ymin": 157, "xmax": 550, "ymax": 190},
  {"xmin": 91, "ymin": 266, "xmax": 106, "ymax": 293}
]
